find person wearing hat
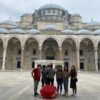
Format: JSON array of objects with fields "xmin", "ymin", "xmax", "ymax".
[{"xmin": 31, "ymin": 64, "xmax": 41, "ymax": 96}]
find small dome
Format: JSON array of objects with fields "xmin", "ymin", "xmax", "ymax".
[
  {"xmin": 22, "ymin": 13, "xmax": 32, "ymax": 17},
  {"xmin": 93, "ymin": 29, "xmax": 100, "ymax": 35},
  {"xmin": 71, "ymin": 13, "xmax": 81, "ymax": 17},
  {"xmin": 28, "ymin": 29, "xmax": 40, "ymax": 34},
  {"xmin": 0, "ymin": 20, "xmax": 17, "ymax": 26},
  {"xmin": 39, "ymin": 4, "xmax": 65, "ymax": 10},
  {"xmin": 77, "ymin": 29, "xmax": 89, "ymax": 34},
  {"xmin": 62, "ymin": 29, "xmax": 73, "ymax": 34},
  {"xmin": 85, "ymin": 22, "xmax": 100, "ymax": 27},
  {"xmin": 43, "ymin": 25, "xmax": 57, "ymax": 30},
  {"xmin": 0, "ymin": 28, "xmax": 9, "ymax": 33},
  {"xmin": 12, "ymin": 29, "xmax": 25, "ymax": 33}
]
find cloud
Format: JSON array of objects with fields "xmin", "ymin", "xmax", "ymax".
[{"xmin": 0, "ymin": 0, "xmax": 100, "ymax": 22}]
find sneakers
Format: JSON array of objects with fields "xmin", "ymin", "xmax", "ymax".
[{"xmin": 34, "ymin": 93, "xmax": 39, "ymax": 97}]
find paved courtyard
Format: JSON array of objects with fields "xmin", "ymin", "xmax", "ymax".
[{"xmin": 0, "ymin": 71, "xmax": 100, "ymax": 100}]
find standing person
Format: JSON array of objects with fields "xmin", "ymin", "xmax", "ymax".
[
  {"xmin": 41, "ymin": 65, "xmax": 47, "ymax": 87},
  {"xmin": 46, "ymin": 64, "xmax": 55, "ymax": 85},
  {"xmin": 63, "ymin": 66, "xmax": 70, "ymax": 96},
  {"xmin": 70, "ymin": 65, "xmax": 77, "ymax": 96},
  {"xmin": 31, "ymin": 65, "xmax": 41, "ymax": 96},
  {"xmin": 56, "ymin": 66, "xmax": 63, "ymax": 95}
]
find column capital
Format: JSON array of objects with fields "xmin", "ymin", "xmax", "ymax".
[
  {"xmin": 59, "ymin": 47, "xmax": 62, "ymax": 51},
  {"xmin": 21, "ymin": 46, "xmax": 24, "ymax": 50},
  {"xmin": 39, "ymin": 46, "xmax": 42, "ymax": 50},
  {"xmin": 94, "ymin": 47, "xmax": 98, "ymax": 52}
]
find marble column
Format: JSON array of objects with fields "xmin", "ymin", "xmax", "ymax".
[
  {"xmin": 39, "ymin": 47, "xmax": 42, "ymax": 60},
  {"xmin": 94, "ymin": 47, "xmax": 98, "ymax": 71},
  {"xmin": 76, "ymin": 47, "xmax": 80, "ymax": 71},
  {"xmin": 21, "ymin": 47, "xmax": 24, "ymax": 69},
  {"xmin": 2, "ymin": 46, "xmax": 7, "ymax": 71},
  {"xmin": 58, "ymin": 47, "xmax": 62, "ymax": 61}
]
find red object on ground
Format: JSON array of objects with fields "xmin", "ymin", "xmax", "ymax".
[{"xmin": 40, "ymin": 85, "xmax": 58, "ymax": 99}]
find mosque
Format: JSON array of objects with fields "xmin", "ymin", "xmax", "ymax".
[{"xmin": 0, "ymin": 3, "xmax": 100, "ymax": 71}]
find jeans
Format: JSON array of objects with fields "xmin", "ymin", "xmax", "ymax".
[
  {"xmin": 63, "ymin": 77, "xmax": 69, "ymax": 93},
  {"xmin": 57, "ymin": 78, "xmax": 63, "ymax": 92},
  {"xmin": 34, "ymin": 80, "xmax": 39, "ymax": 94}
]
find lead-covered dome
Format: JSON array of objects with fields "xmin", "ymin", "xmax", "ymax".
[
  {"xmin": 0, "ymin": 28, "xmax": 9, "ymax": 33},
  {"xmin": 85, "ymin": 22, "xmax": 100, "ymax": 27},
  {"xmin": 93, "ymin": 29, "xmax": 100, "ymax": 35},
  {"xmin": 39, "ymin": 4, "xmax": 65, "ymax": 10},
  {"xmin": 43, "ymin": 25, "xmax": 58, "ymax": 30},
  {"xmin": 77, "ymin": 29, "xmax": 90, "ymax": 34},
  {"xmin": 62, "ymin": 29, "xmax": 73, "ymax": 34},
  {"xmin": 0, "ymin": 20, "xmax": 17, "ymax": 26},
  {"xmin": 12, "ymin": 29, "xmax": 25, "ymax": 33},
  {"xmin": 28, "ymin": 29, "xmax": 40, "ymax": 34}
]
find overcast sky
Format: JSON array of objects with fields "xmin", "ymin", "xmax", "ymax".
[{"xmin": 0, "ymin": 0, "xmax": 100, "ymax": 23}]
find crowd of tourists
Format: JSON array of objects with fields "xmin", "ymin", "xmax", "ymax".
[{"xmin": 31, "ymin": 64, "xmax": 78, "ymax": 97}]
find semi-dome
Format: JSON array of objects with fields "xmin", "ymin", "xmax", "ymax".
[
  {"xmin": 71, "ymin": 13, "xmax": 81, "ymax": 17},
  {"xmin": 77, "ymin": 29, "xmax": 89, "ymax": 34},
  {"xmin": 12, "ymin": 29, "xmax": 25, "ymax": 33},
  {"xmin": 62, "ymin": 29, "xmax": 73, "ymax": 34},
  {"xmin": 39, "ymin": 4, "xmax": 65, "ymax": 10},
  {"xmin": 28, "ymin": 29, "xmax": 40, "ymax": 34},
  {"xmin": 93, "ymin": 29, "xmax": 100, "ymax": 35},
  {"xmin": 0, "ymin": 28, "xmax": 9, "ymax": 33},
  {"xmin": 0, "ymin": 20, "xmax": 17, "ymax": 26},
  {"xmin": 22, "ymin": 13, "xmax": 32, "ymax": 17},
  {"xmin": 85, "ymin": 22, "xmax": 100, "ymax": 27},
  {"xmin": 43, "ymin": 25, "xmax": 58, "ymax": 30}
]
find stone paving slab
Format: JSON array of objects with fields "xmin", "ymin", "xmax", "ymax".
[{"xmin": 0, "ymin": 71, "xmax": 100, "ymax": 100}]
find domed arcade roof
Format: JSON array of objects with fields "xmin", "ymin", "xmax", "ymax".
[
  {"xmin": 28, "ymin": 29, "xmax": 40, "ymax": 34},
  {"xmin": 93, "ymin": 29, "xmax": 100, "ymax": 35},
  {"xmin": 0, "ymin": 28, "xmax": 9, "ymax": 33},
  {"xmin": 43, "ymin": 25, "xmax": 58, "ymax": 30},
  {"xmin": 62, "ymin": 29, "xmax": 73, "ymax": 34},
  {"xmin": 39, "ymin": 4, "xmax": 65, "ymax": 10},
  {"xmin": 77, "ymin": 29, "xmax": 90, "ymax": 34},
  {"xmin": 12, "ymin": 29, "xmax": 25, "ymax": 33}
]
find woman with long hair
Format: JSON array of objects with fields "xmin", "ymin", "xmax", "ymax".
[
  {"xmin": 63, "ymin": 66, "xmax": 70, "ymax": 96},
  {"xmin": 70, "ymin": 65, "xmax": 77, "ymax": 96},
  {"xmin": 56, "ymin": 65, "xmax": 63, "ymax": 95}
]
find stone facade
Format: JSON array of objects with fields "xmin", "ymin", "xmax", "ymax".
[{"xmin": 0, "ymin": 4, "xmax": 100, "ymax": 71}]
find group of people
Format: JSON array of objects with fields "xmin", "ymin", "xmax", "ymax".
[{"xmin": 31, "ymin": 64, "xmax": 78, "ymax": 97}]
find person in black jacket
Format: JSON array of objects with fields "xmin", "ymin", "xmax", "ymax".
[{"xmin": 70, "ymin": 65, "xmax": 77, "ymax": 96}]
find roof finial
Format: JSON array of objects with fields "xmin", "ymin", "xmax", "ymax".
[
  {"xmin": 10, "ymin": 17, "xmax": 11, "ymax": 21},
  {"xmin": 91, "ymin": 18, "xmax": 93, "ymax": 22}
]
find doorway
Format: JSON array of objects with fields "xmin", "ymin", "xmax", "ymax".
[{"xmin": 17, "ymin": 61, "xmax": 21, "ymax": 68}]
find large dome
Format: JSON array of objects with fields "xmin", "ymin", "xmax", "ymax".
[{"xmin": 39, "ymin": 4, "xmax": 65, "ymax": 10}]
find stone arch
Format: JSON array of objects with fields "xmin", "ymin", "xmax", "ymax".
[
  {"xmin": 79, "ymin": 36, "xmax": 95, "ymax": 48},
  {"xmin": 23, "ymin": 36, "xmax": 40, "ymax": 48},
  {"xmin": 42, "ymin": 37, "xmax": 59, "ymax": 60},
  {"xmin": 41, "ymin": 36, "xmax": 60, "ymax": 48},
  {"xmin": 6, "ymin": 37, "xmax": 21, "ymax": 70},
  {"xmin": 80, "ymin": 37, "xmax": 95, "ymax": 71},
  {"xmin": 61, "ymin": 36, "xmax": 77, "ymax": 69},
  {"xmin": 61, "ymin": 36, "xmax": 77, "ymax": 48},
  {"xmin": 6, "ymin": 35, "xmax": 22, "ymax": 47}
]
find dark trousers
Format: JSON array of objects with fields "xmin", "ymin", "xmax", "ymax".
[
  {"xmin": 46, "ymin": 78, "xmax": 54, "ymax": 85},
  {"xmin": 57, "ymin": 78, "xmax": 63, "ymax": 92}
]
